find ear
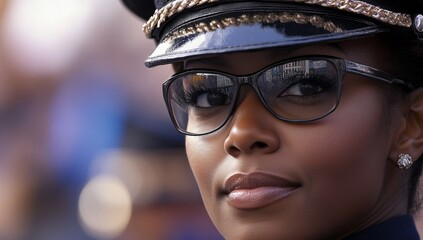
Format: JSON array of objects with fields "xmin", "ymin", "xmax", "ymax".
[{"xmin": 389, "ymin": 88, "xmax": 423, "ymax": 166}]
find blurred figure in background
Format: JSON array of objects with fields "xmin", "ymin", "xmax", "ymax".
[{"xmin": 0, "ymin": 1, "xmax": 220, "ymax": 239}]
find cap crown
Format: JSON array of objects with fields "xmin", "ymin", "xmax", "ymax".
[{"xmin": 123, "ymin": 0, "xmax": 423, "ymax": 21}]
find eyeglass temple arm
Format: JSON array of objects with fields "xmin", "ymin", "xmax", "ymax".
[{"xmin": 344, "ymin": 60, "xmax": 414, "ymax": 90}]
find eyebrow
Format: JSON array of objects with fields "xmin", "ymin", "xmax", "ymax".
[
  {"xmin": 264, "ymin": 42, "xmax": 347, "ymax": 59},
  {"xmin": 327, "ymin": 42, "xmax": 348, "ymax": 55},
  {"xmin": 184, "ymin": 56, "xmax": 226, "ymax": 70},
  {"xmin": 263, "ymin": 47, "xmax": 299, "ymax": 60}
]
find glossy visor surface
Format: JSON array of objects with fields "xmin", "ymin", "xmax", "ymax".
[{"xmin": 146, "ymin": 3, "xmax": 387, "ymax": 67}]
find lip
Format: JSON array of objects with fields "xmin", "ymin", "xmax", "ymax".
[{"xmin": 223, "ymin": 172, "xmax": 300, "ymax": 209}]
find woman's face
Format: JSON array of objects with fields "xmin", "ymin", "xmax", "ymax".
[{"xmin": 184, "ymin": 38, "xmax": 408, "ymax": 239}]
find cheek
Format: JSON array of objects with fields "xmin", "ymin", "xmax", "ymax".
[
  {"xmin": 289, "ymin": 88, "xmax": 393, "ymax": 228},
  {"xmin": 185, "ymin": 134, "xmax": 232, "ymax": 225},
  {"xmin": 299, "ymin": 118, "xmax": 387, "ymax": 201},
  {"xmin": 185, "ymin": 136, "xmax": 221, "ymax": 199},
  {"xmin": 301, "ymin": 104, "xmax": 388, "ymax": 181}
]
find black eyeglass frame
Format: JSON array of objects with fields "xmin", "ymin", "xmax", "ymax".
[{"xmin": 162, "ymin": 55, "xmax": 414, "ymax": 136}]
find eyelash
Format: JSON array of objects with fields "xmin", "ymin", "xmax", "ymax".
[
  {"xmin": 278, "ymin": 77, "xmax": 336, "ymax": 103},
  {"xmin": 284, "ymin": 77, "xmax": 335, "ymax": 93},
  {"xmin": 183, "ymin": 85, "xmax": 215, "ymax": 104}
]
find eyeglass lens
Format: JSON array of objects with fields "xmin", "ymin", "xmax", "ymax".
[{"xmin": 165, "ymin": 58, "xmax": 341, "ymax": 135}]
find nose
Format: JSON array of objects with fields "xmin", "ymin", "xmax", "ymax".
[{"xmin": 224, "ymin": 87, "xmax": 280, "ymax": 158}]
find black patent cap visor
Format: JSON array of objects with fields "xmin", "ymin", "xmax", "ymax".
[{"xmin": 146, "ymin": 2, "xmax": 388, "ymax": 67}]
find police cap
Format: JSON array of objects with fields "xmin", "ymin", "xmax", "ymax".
[{"xmin": 122, "ymin": 0, "xmax": 423, "ymax": 67}]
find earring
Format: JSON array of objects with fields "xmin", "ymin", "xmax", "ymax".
[{"xmin": 397, "ymin": 153, "xmax": 413, "ymax": 169}]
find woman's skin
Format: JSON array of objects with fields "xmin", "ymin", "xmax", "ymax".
[{"xmin": 184, "ymin": 37, "xmax": 423, "ymax": 239}]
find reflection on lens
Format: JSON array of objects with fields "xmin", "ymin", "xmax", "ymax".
[
  {"xmin": 258, "ymin": 59, "xmax": 339, "ymax": 121},
  {"xmin": 165, "ymin": 58, "xmax": 341, "ymax": 134},
  {"xmin": 168, "ymin": 72, "xmax": 234, "ymax": 135}
]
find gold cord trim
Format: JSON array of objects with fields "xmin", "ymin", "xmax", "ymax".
[
  {"xmin": 143, "ymin": 0, "xmax": 412, "ymax": 38},
  {"xmin": 298, "ymin": 0, "xmax": 412, "ymax": 27},
  {"xmin": 162, "ymin": 12, "xmax": 344, "ymax": 42},
  {"xmin": 143, "ymin": 0, "xmax": 219, "ymax": 38}
]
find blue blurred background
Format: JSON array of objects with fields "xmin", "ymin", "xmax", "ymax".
[
  {"xmin": 0, "ymin": 1, "xmax": 222, "ymax": 239},
  {"xmin": 0, "ymin": 1, "xmax": 422, "ymax": 240}
]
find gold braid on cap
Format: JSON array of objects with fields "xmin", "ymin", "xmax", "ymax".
[
  {"xmin": 143, "ymin": 0, "xmax": 413, "ymax": 38},
  {"xmin": 162, "ymin": 12, "xmax": 344, "ymax": 42},
  {"xmin": 143, "ymin": 0, "xmax": 219, "ymax": 38}
]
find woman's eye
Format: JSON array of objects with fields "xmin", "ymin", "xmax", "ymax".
[
  {"xmin": 280, "ymin": 78, "xmax": 332, "ymax": 97},
  {"xmin": 196, "ymin": 92, "xmax": 230, "ymax": 108},
  {"xmin": 183, "ymin": 86, "xmax": 232, "ymax": 109},
  {"xmin": 285, "ymin": 81, "xmax": 323, "ymax": 96}
]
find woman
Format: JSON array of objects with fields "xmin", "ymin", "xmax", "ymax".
[{"xmin": 123, "ymin": 0, "xmax": 423, "ymax": 239}]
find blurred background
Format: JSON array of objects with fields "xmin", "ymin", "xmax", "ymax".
[
  {"xmin": 0, "ymin": 1, "xmax": 422, "ymax": 240},
  {"xmin": 0, "ymin": 0, "xmax": 222, "ymax": 239}
]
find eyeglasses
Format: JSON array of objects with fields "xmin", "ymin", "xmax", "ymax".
[{"xmin": 162, "ymin": 56, "xmax": 413, "ymax": 136}]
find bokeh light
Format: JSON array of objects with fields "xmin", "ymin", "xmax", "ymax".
[
  {"xmin": 1, "ymin": 0, "xmax": 113, "ymax": 75},
  {"xmin": 78, "ymin": 175, "xmax": 132, "ymax": 240},
  {"xmin": 89, "ymin": 149, "xmax": 162, "ymax": 205}
]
